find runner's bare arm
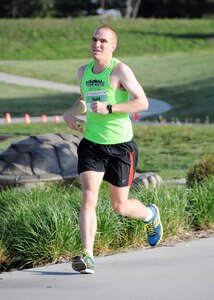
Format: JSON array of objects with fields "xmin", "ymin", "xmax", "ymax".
[
  {"xmin": 91, "ymin": 62, "xmax": 149, "ymax": 115},
  {"xmin": 112, "ymin": 63, "xmax": 149, "ymax": 113}
]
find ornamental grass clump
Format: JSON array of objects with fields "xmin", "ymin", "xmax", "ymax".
[
  {"xmin": 186, "ymin": 176, "xmax": 214, "ymax": 230},
  {"xmin": 186, "ymin": 155, "xmax": 214, "ymax": 187},
  {"xmin": 0, "ymin": 178, "xmax": 214, "ymax": 270}
]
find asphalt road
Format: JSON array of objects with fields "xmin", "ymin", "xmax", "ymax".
[{"xmin": 1, "ymin": 237, "xmax": 214, "ymax": 300}]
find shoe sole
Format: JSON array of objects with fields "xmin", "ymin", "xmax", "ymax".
[
  {"xmin": 150, "ymin": 204, "xmax": 163, "ymax": 246},
  {"xmin": 72, "ymin": 261, "xmax": 94, "ymax": 274}
]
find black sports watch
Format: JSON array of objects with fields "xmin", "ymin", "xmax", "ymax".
[{"xmin": 107, "ymin": 104, "xmax": 112, "ymax": 114}]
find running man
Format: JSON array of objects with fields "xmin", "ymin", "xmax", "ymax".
[{"xmin": 63, "ymin": 26, "xmax": 163, "ymax": 274}]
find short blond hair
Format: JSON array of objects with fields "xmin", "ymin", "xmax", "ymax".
[{"xmin": 94, "ymin": 26, "xmax": 117, "ymax": 47}]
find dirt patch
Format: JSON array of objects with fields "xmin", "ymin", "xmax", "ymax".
[
  {"xmin": 161, "ymin": 229, "xmax": 214, "ymax": 247},
  {"xmin": 95, "ymin": 229, "xmax": 214, "ymax": 257}
]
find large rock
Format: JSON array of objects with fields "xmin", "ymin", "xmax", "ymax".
[
  {"xmin": 0, "ymin": 134, "xmax": 163, "ymax": 189},
  {"xmin": 0, "ymin": 134, "xmax": 81, "ymax": 189},
  {"xmin": 133, "ymin": 172, "xmax": 163, "ymax": 188}
]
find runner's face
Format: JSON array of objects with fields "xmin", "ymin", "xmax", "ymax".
[{"xmin": 91, "ymin": 29, "xmax": 116, "ymax": 60}]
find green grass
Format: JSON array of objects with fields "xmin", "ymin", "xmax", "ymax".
[
  {"xmin": 0, "ymin": 18, "xmax": 214, "ymax": 121},
  {"xmin": 150, "ymin": 76, "xmax": 214, "ymax": 123},
  {"xmin": 0, "ymin": 183, "xmax": 82, "ymax": 269},
  {"xmin": 0, "ymin": 123, "xmax": 72, "ymax": 141},
  {"xmin": 0, "ymin": 52, "xmax": 213, "ymax": 86},
  {"xmin": 1, "ymin": 123, "xmax": 213, "ymax": 180},
  {"xmin": 134, "ymin": 124, "xmax": 214, "ymax": 179},
  {"xmin": 0, "ymin": 177, "xmax": 213, "ymax": 270},
  {"xmin": 0, "ymin": 82, "xmax": 78, "ymax": 118},
  {"xmin": 0, "ymin": 52, "xmax": 214, "ymax": 121},
  {"xmin": 0, "ymin": 18, "xmax": 213, "ymax": 59},
  {"xmin": 187, "ymin": 178, "xmax": 214, "ymax": 229}
]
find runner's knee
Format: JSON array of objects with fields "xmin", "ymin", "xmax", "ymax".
[
  {"xmin": 112, "ymin": 202, "xmax": 127, "ymax": 216},
  {"xmin": 82, "ymin": 190, "xmax": 97, "ymax": 209}
]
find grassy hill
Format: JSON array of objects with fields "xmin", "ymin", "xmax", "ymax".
[
  {"xmin": 0, "ymin": 17, "xmax": 213, "ymax": 121},
  {"xmin": 0, "ymin": 17, "xmax": 213, "ymax": 59}
]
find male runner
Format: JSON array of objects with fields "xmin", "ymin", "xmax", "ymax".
[{"xmin": 63, "ymin": 26, "xmax": 163, "ymax": 274}]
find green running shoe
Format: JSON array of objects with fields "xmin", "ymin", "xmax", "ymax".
[{"xmin": 72, "ymin": 250, "xmax": 94, "ymax": 274}]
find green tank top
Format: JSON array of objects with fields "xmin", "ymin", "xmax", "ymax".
[{"xmin": 81, "ymin": 58, "xmax": 133, "ymax": 144}]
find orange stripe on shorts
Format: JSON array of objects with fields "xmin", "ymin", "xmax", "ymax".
[{"xmin": 128, "ymin": 151, "xmax": 135, "ymax": 186}]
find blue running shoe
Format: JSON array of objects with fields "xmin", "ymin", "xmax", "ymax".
[
  {"xmin": 72, "ymin": 250, "xmax": 94, "ymax": 274},
  {"xmin": 145, "ymin": 204, "xmax": 163, "ymax": 246}
]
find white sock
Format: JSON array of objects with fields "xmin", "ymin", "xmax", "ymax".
[
  {"xmin": 144, "ymin": 207, "xmax": 154, "ymax": 223},
  {"xmin": 84, "ymin": 249, "xmax": 94, "ymax": 259}
]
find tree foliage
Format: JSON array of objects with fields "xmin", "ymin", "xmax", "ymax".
[
  {"xmin": 0, "ymin": 0, "xmax": 54, "ymax": 18},
  {"xmin": 0, "ymin": 0, "xmax": 213, "ymax": 18},
  {"xmin": 138, "ymin": 0, "xmax": 214, "ymax": 18}
]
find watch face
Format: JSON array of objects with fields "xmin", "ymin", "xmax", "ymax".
[{"xmin": 107, "ymin": 104, "xmax": 112, "ymax": 113}]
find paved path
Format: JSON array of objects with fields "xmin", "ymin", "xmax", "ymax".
[
  {"xmin": 1, "ymin": 237, "xmax": 214, "ymax": 300},
  {"xmin": 0, "ymin": 72, "xmax": 171, "ymax": 123},
  {"xmin": 0, "ymin": 72, "xmax": 80, "ymax": 93}
]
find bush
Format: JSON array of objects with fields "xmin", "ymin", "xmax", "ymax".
[
  {"xmin": 0, "ymin": 185, "xmax": 83, "ymax": 270},
  {"xmin": 186, "ymin": 176, "xmax": 214, "ymax": 230},
  {"xmin": 186, "ymin": 155, "xmax": 214, "ymax": 187}
]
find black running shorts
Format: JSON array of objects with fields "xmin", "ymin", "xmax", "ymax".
[{"xmin": 77, "ymin": 138, "xmax": 138, "ymax": 187}]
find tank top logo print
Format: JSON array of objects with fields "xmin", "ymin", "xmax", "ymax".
[
  {"xmin": 86, "ymin": 90, "xmax": 108, "ymax": 111},
  {"xmin": 86, "ymin": 79, "xmax": 105, "ymax": 87}
]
